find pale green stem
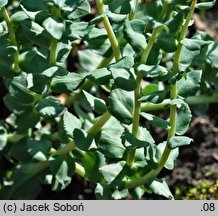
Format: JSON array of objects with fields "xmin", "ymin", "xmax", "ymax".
[
  {"xmin": 87, "ymin": 111, "xmax": 111, "ymax": 135},
  {"xmin": 95, "ymin": 0, "xmax": 121, "ymax": 61},
  {"xmin": 49, "ymin": 37, "xmax": 58, "ymax": 66},
  {"xmin": 1, "ymin": 7, "xmax": 20, "ymax": 73},
  {"xmin": 126, "ymin": 0, "xmax": 198, "ymax": 189},
  {"xmin": 127, "ymin": 8, "xmax": 165, "ymax": 166},
  {"xmin": 75, "ymin": 163, "xmax": 85, "ymax": 177}
]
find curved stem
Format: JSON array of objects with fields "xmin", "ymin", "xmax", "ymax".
[
  {"xmin": 95, "ymin": 0, "xmax": 121, "ymax": 61},
  {"xmin": 125, "ymin": 0, "xmax": 198, "ymax": 189},
  {"xmin": 1, "ymin": 7, "xmax": 20, "ymax": 73},
  {"xmin": 127, "ymin": 5, "xmax": 166, "ymax": 166},
  {"xmin": 87, "ymin": 111, "xmax": 111, "ymax": 135}
]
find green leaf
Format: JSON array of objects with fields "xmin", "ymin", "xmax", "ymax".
[
  {"xmin": 0, "ymin": 126, "xmax": 7, "ymax": 151},
  {"xmin": 165, "ymin": 12, "xmax": 184, "ymax": 35},
  {"xmin": 0, "ymin": 0, "xmax": 8, "ymax": 7},
  {"xmin": 64, "ymin": 21, "xmax": 91, "ymax": 40},
  {"xmin": 137, "ymin": 64, "xmax": 170, "ymax": 79},
  {"xmin": 109, "ymin": 55, "xmax": 134, "ymax": 69},
  {"xmin": 112, "ymin": 189, "xmax": 129, "ymax": 200},
  {"xmin": 83, "ymin": 151, "xmax": 105, "ymax": 183},
  {"xmin": 63, "ymin": 110, "xmax": 82, "ymax": 139},
  {"xmin": 148, "ymin": 178, "xmax": 174, "ymax": 200},
  {"xmin": 16, "ymin": 110, "xmax": 40, "ymax": 133},
  {"xmin": 35, "ymin": 96, "xmax": 65, "ymax": 118},
  {"xmin": 97, "ymin": 117, "xmax": 125, "ymax": 158},
  {"xmin": 100, "ymin": 161, "xmax": 126, "ymax": 188},
  {"xmin": 108, "ymin": 56, "xmax": 136, "ymax": 91},
  {"xmin": 49, "ymin": 154, "xmax": 75, "ymax": 191},
  {"xmin": 20, "ymin": 0, "xmax": 48, "ymax": 11},
  {"xmin": 196, "ymin": 0, "xmax": 216, "ymax": 10},
  {"xmin": 64, "ymin": 0, "xmax": 90, "ymax": 20},
  {"xmin": 73, "ymin": 128, "xmax": 97, "ymax": 151},
  {"xmin": 109, "ymin": 0, "xmax": 132, "ymax": 14},
  {"xmin": 8, "ymin": 74, "xmax": 37, "ymax": 105},
  {"xmin": 56, "ymin": 41, "xmax": 72, "ymax": 63},
  {"xmin": 109, "ymin": 87, "xmax": 134, "ymax": 125},
  {"xmin": 139, "ymin": 90, "xmax": 167, "ymax": 104},
  {"xmin": 156, "ymin": 32, "xmax": 177, "ymax": 53},
  {"xmin": 41, "ymin": 66, "xmax": 69, "ymax": 77},
  {"xmin": 9, "ymin": 138, "xmax": 31, "ymax": 162},
  {"xmin": 142, "ymin": 83, "xmax": 158, "ymax": 95},
  {"xmin": 140, "ymin": 112, "xmax": 170, "ymax": 130},
  {"xmin": 89, "ymin": 11, "xmax": 109, "ymax": 25},
  {"xmin": 177, "ymin": 70, "xmax": 202, "ymax": 98},
  {"xmin": 176, "ymin": 102, "xmax": 192, "ymax": 135},
  {"xmin": 121, "ymin": 127, "xmax": 154, "ymax": 149},
  {"xmin": 21, "ymin": 20, "xmax": 50, "ymax": 47},
  {"xmin": 95, "ymin": 183, "xmax": 112, "ymax": 200},
  {"xmin": 51, "ymin": 73, "xmax": 85, "ymax": 93},
  {"xmin": 156, "ymin": 142, "xmax": 179, "ymax": 170},
  {"xmin": 87, "ymin": 68, "xmax": 112, "ymax": 85},
  {"xmin": 129, "ymin": 187, "xmax": 145, "ymax": 200},
  {"xmin": 168, "ymin": 136, "xmax": 193, "ymax": 149},
  {"xmin": 83, "ymin": 91, "xmax": 107, "ymax": 114},
  {"xmin": 78, "ymin": 49, "xmax": 103, "ymax": 71},
  {"xmin": 43, "ymin": 17, "xmax": 65, "ymax": 40},
  {"xmin": 27, "ymin": 139, "xmax": 52, "ymax": 161},
  {"xmin": 123, "ymin": 19, "xmax": 147, "ymax": 53}
]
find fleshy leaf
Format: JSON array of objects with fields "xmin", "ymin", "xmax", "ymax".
[
  {"xmin": 43, "ymin": 17, "xmax": 65, "ymax": 40},
  {"xmin": 83, "ymin": 151, "xmax": 105, "ymax": 183},
  {"xmin": 87, "ymin": 68, "xmax": 111, "ymax": 85},
  {"xmin": 156, "ymin": 142, "xmax": 179, "ymax": 170},
  {"xmin": 139, "ymin": 90, "xmax": 168, "ymax": 104},
  {"xmin": 109, "ymin": 0, "xmax": 132, "ymax": 14},
  {"xmin": 97, "ymin": 117, "xmax": 125, "ymax": 158},
  {"xmin": 100, "ymin": 161, "xmax": 126, "ymax": 188},
  {"xmin": 95, "ymin": 183, "xmax": 112, "ymax": 200},
  {"xmin": 123, "ymin": 19, "xmax": 147, "ymax": 53},
  {"xmin": 140, "ymin": 112, "xmax": 170, "ymax": 130},
  {"xmin": 49, "ymin": 154, "xmax": 75, "ymax": 191},
  {"xmin": 0, "ymin": 126, "xmax": 7, "ymax": 151},
  {"xmin": 27, "ymin": 139, "xmax": 52, "ymax": 161},
  {"xmin": 83, "ymin": 90, "xmax": 107, "ymax": 114},
  {"xmin": 73, "ymin": 128, "xmax": 97, "ymax": 151},
  {"xmin": 109, "ymin": 87, "xmax": 134, "ymax": 125},
  {"xmin": 51, "ymin": 73, "xmax": 85, "ymax": 93},
  {"xmin": 168, "ymin": 136, "xmax": 193, "ymax": 149},
  {"xmin": 63, "ymin": 110, "xmax": 82, "ymax": 139},
  {"xmin": 196, "ymin": 0, "xmax": 216, "ymax": 10},
  {"xmin": 176, "ymin": 102, "xmax": 192, "ymax": 135},
  {"xmin": 35, "ymin": 96, "xmax": 65, "ymax": 118},
  {"xmin": 148, "ymin": 178, "xmax": 174, "ymax": 200},
  {"xmin": 0, "ymin": 0, "xmax": 8, "ymax": 8},
  {"xmin": 177, "ymin": 70, "xmax": 202, "ymax": 98},
  {"xmin": 121, "ymin": 127, "xmax": 154, "ymax": 149},
  {"xmin": 137, "ymin": 64, "xmax": 170, "ymax": 78},
  {"xmin": 108, "ymin": 56, "xmax": 136, "ymax": 91}
]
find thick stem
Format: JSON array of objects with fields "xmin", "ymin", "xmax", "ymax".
[
  {"xmin": 87, "ymin": 111, "xmax": 111, "ymax": 135},
  {"xmin": 127, "ymin": 16, "xmax": 163, "ymax": 166},
  {"xmin": 49, "ymin": 37, "xmax": 58, "ymax": 66},
  {"xmin": 95, "ymin": 0, "xmax": 121, "ymax": 61},
  {"xmin": 75, "ymin": 163, "xmax": 85, "ymax": 177},
  {"xmin": 125, "ymin": 0, "xmax": 198, "ymax": 189},
  {"xmin": 1, "ymin": 7, "xmax": 20, "ymax": 73}
]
